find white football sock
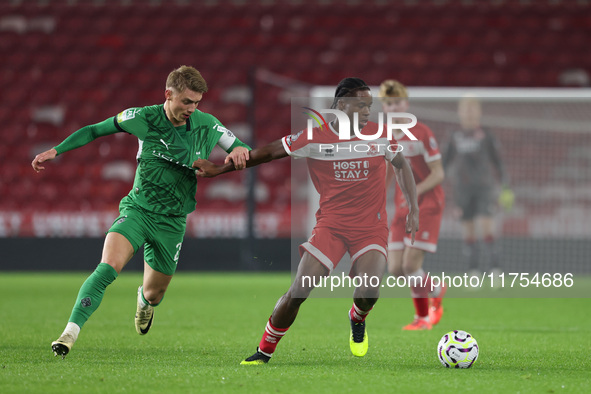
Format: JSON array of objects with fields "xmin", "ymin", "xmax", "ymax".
[{"xmin": 62, "ymin": 322, "xmax": 80, "ymax": 340}]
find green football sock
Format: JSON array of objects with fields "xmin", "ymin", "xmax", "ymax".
[{"xmin": 68, "ymin": 262, "xmax": 118, "ymax": 328}]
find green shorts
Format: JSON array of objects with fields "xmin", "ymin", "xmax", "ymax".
[{"xmin": 108, "ymin": 202, "xmax": 186, "ymax": 276}]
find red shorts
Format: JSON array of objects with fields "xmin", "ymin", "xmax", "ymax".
[
  {"xmin": 388, "ymin": 203, "xmax": 443, "ymax": 253},
  {"xmin": 299, "ymin": 225, "xmax": 388, "ymax": 272}
]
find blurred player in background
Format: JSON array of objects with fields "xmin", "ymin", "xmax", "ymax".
[
  {"xmin": 195, "ymin": 77, "xmax": 419, "ymax": 364},
  {"xmin": 380, "ymin": 80, "xmax": 446, "ymax": 330},
  {"xmin": 442, "ymin": 95, "xmax": 514, "ymax": 277},
  {"xmin": 31, "ymin": 65, "xmax": 251, "ymax": 359}
]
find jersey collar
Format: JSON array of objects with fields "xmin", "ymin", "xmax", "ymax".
[{"xmin": 161, "ymin": 105, "xmax": 191, "ymax": 131}]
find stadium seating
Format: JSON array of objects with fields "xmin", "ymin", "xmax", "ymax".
[{"xmin": 1, "ymin": 0, "xmax": 590, "ymax": 231}]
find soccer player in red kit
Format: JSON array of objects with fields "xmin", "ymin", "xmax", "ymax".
[
  {"xmin": 380, "ymin": 80, "xmax": 446, "ymax": 330},
  {"xmin": 194, "ymin": 78, "xmax": 419, "ymax": 363}
]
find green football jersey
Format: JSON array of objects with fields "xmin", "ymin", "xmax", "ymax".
[{"xmin": 113, "ymin": 104, "xmax": 249, "ymax": 216}]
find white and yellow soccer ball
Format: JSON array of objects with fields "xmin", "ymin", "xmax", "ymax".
[{"xmin": 437, "ymin": 330, "xmax": 479, "ymax": 368}]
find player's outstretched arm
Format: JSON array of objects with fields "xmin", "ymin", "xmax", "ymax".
[
  {"xmin": 391, "ymin": 153, "xmax": 419, "ymax": 243},
  {"xmin": 31, "ymin": 148, "xmax": 58, "ymax": 173},
  {"xmin": 32, "ymin": 118, "xmax": 120, "ymax": 173},
  {"xmin": 194, "ymin": 139, "xmax": 288, "ymax": 178}
]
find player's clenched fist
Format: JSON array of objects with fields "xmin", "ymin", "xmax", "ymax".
[{"xmin": 31, "ymin": 148, "xmax": 58, "ymax": 173}]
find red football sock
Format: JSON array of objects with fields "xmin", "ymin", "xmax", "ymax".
[
  {"xmin": 409, "ymin": 269, "xmax": 430, "ymax": 318},
  {"xmin": 349, "ymin": 303, "xmax": 373, "ymax": 323},
  {"xmin": 258, "ymin": 317, "xmax": 289, "ymax": 356},
  {"xmin": 412, "ymin": 298, "xmax": 429, "ymax": 318}
]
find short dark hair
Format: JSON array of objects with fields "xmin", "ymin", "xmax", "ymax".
[
  {"xmin": 166, "ymin": 65, "xmax": 208, "ymax": 94},
  {"xmin": 331, "ymin": 77, "xmax": 370, "ymax": 109}
]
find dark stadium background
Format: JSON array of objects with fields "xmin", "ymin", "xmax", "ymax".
[{"xmin": 1, "ymin": 0, "xmax": 590, "ymax": 273}]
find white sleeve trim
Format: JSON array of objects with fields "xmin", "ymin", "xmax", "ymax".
[
  {"xmin": 215, "ymin": 124, "xmax": 237, "ymax": 151},
  {"xmin": 424, "ymin": 152, "xmax": 442, "ymax": 163},
  {"xmin": 281, "ymin": 137, "xmax": 294, "ymax": 156}
]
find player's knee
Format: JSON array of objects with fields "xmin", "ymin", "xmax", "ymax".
[
  {"xmin": 401, "ymin": 253, "xmax": 424, "ymax": 275},
  {"xmin": 401, "ymin": 262, "xmax": 417, "ymax": 277},
  {"xmin": 388, "ymin": 264, "xmax": 404, "ymax": 277},
  {"xmin": 354, "ymin": 295, "xmax": 378, "ymax": 310},
  {"xmin": 291, "ymin": 276, "xmax": 319, "ymax": 298},
  {"xmin": 387, "ymin": 252, "xmax": 403, "ymax": 277},
  {"xmin": 100, "ymin": 260, "xmax": 123, "ymax": 274},
  {"xmin": 285, "ymin": 289, "xmax": 308, "ymax": 308}
]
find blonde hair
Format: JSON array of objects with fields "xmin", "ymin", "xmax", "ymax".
[
  {"xmin": 379, "ymin": 79, "xmax": 408, "ymax": 98},
  {"xmin": 166, "ymin": 65, "xmax": 208, "ymax": 94}
]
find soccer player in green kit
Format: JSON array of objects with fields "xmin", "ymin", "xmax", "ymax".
[{"xmin": 31, "ymin": 66, "xmax": 251, "ymax": 359}]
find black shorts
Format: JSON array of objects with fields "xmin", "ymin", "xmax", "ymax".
[{"xmin": 454, "ymin": 186, "xmax": 496, "ymax": 220}]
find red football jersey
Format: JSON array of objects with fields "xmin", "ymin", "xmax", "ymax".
[
  {"xmin": 282, "ymin": 121, "xmax": 399, "ymax": 230},
  {"xmin": 393, "ymin": 121, "xmax": 445, "ymax": 209}
]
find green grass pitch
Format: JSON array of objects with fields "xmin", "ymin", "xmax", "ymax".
[{"xmin": 1, "ymin": 272, "xmax": 589, "ymax": 393}]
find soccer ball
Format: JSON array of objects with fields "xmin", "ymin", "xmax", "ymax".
[{"xmin": 437, "ymin": 330, "xmax": 479, "ymax": 368}]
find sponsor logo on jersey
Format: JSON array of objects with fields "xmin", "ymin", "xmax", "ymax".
[
  {"xmin": 160, "ymin": 139, "xmax": 170, "ymax": 150},
  {"xmin": 117, "ymin": 108, "xmax": 141, "ymax": 123},
  {"xmin": 367, "ymin": 142, "xmax": 380, "ymax": 156},
  {"xmin": 333, "ymin": 160, "xmax": 370, "ymax": 181},
  {"xmin": 454, "ymin": 134, "xmax": 481, "ymax": 153},
  {"xmin": 152, "ymin": 151, "xmax": 194, "ymax": 171}
]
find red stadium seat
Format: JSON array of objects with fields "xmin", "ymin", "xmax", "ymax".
[{"xmin": 3, "ymin": 1, "xmax": 590, "ymax": 219}]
